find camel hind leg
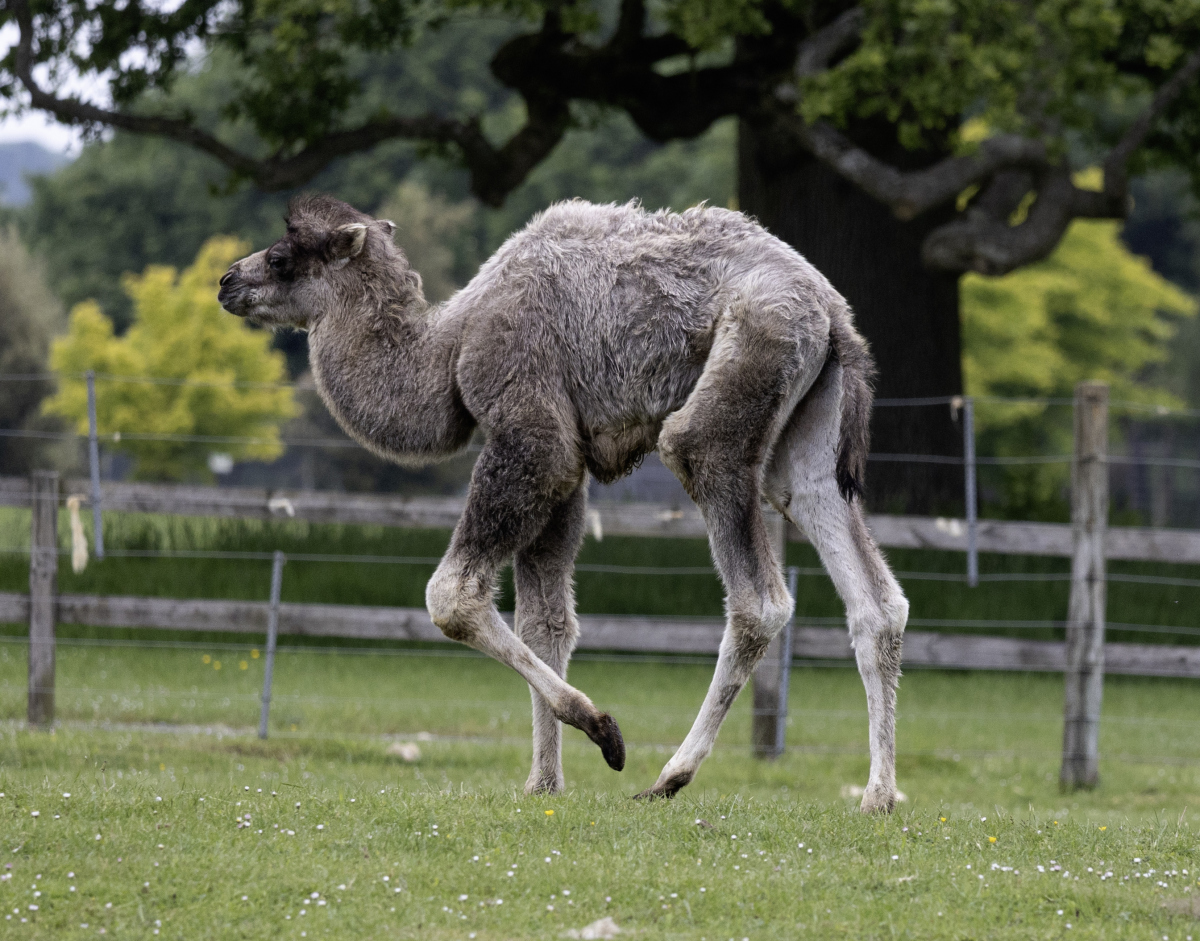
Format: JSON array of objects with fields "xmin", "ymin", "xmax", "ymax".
[
  {"xmin": 513, "ymin": 482, "xmax": 588, "ymax": 794},
  {"xmin": 638, "ymin": 301, "xmax": 826, "ymax": 798},
  {"xmin": 764, "ymin": 358, "xmax": 909, "ymax": 813}
]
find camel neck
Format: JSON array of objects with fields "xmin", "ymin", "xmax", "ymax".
[{"xmin": 307, "ymin": 302, "xmax": 473, "ymax": 462}]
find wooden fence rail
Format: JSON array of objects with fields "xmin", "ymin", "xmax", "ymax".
[
  {"xmin": 4, "ymin": 475, "xmax": 1200, "ymax": 562},
  {"xmin": 3, "ymin": 590, "xmax": 1199, "ymax": 678}
]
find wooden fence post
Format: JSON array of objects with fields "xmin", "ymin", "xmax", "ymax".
[
  {"xmin": 28, "ymin": 470, "xmax": 59, "ymax": 727},
  {"xmin": 1061, "ymin": 381, "xmax": 1108, "ymax": 790},
  {"xmin": 752, "ymin": 512, "xmax": 793, "ymax": 758}
]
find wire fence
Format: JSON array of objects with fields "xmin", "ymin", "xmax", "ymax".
[
  {"xmin": 3, "ymin": 368, "xmax": 1200, "ymax": 661},
  {"xmin": 5, "ymin": 372, "xmax": 1200, "ymax": 521},
  {"xmin": 3, "ymin": 371, "xmax": 1200, "ymax": 762}
]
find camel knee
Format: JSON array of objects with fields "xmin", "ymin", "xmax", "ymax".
[
  {"xmin": 517, "ymin": 611, "xmax": 579, "ymax": 667},
  {"xmin": 727, "ymin": 586, "xmax": 793, "ymax": 662},
  {"xmin": 884, "ymin": 592, "xmax": 909, "ymax": 633},
  {"xmin": 657, "ymin": 414, "xmax": 699, "ymax": 488},
  {"xmin": 849, "ymin": 606, "xmax": 905, "ymax": 686},
  {"xmin": 425, "ymin": 565, "xmax": 487, "ymax": 643}
]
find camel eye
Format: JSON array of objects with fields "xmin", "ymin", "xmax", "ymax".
[{"xmin": 267, "ymin": 253, "xmax": 291, "ymax": 278}]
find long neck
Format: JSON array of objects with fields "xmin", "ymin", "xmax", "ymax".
[{"xmin": 308, "ymin": 297, "xmax": 474, "ymax": 462}]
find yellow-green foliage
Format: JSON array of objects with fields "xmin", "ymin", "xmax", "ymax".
[
  {"xmin": 961, "ymin": 219, "xmax": 1195, "ymax": 517},
  {"xmin": 44, "ymin": 237, "xmax": 297, "ymax": 481}
]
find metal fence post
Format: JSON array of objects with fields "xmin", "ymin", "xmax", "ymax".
[
  {"xmin": 28, "ymin": 471, "xmax": 59, "ymax": 727},
  {"xmin": 258, "ymin": 551, "xmax": 286, "ymax": 739},
  {"xmin": 86, "ymin": 370, "xmax": 105, "ymax": 559},
  {"xmin": 752, "ymin": 513, "xmax": 794, "ymax": 759},
  {"xmin": 775, "ymin": 565, "xmax": 798, "ymax": 755},
  {"xmin": 963, "ymin": 395, "xmax": 978, "ymax": 587},
  {"xmin": 1061, "ymin": 381, "xmax": 1109, "ymax": 790}
]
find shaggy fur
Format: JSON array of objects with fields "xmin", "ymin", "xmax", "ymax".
[{"xmin": 218, "ymin": 195, "xmax": 909, "ymax": 810}]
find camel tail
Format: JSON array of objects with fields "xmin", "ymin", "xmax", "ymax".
[{"xmin": 829, "ymin": 310, "xmax": 876, "ymax": 503}]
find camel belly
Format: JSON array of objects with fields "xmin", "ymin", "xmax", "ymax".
[{"xmin": 581, "ymin": 421, "xmax": 664, "ymax": 484}]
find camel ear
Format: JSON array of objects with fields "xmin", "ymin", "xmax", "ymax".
[
  {"xmin": 379, "ymin": 219, "xmax": 397, "ymax": 237},
  {"xmin": 330, "ymin": 223, "xmax": 368, "ymax": 260}
]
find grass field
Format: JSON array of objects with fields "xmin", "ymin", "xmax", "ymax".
[
  {"xmin": 3, "ymin": 645, "xmax": 1200, "ymax": 938},
  {"xmin": 2, "ymin": 508, "xmax": 1200, "ymax": 937}
]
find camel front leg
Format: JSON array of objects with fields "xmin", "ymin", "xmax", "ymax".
[
  {"xmin": 427, "ymin": 559, "xmax": 623, "ymax": 772},
  {"xmin": 426, "ymin": 434, "xmax": 624, "ymax": 774},
  {"xmin": 514, "ymin": 484, "xmax": 588, "ymax": 794}
]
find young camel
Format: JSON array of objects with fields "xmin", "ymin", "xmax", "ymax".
[{"xmin": 218, "ymin": 195, "xmax": 910, "ymax": 811}]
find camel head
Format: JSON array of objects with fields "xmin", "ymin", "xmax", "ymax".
[{"xmin": 218, "ymin": 194, "xmax": 403, "ymax": 328}]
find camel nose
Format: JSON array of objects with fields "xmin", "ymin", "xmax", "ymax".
[{"xmin": 219, "ymin": 269, "xmax": 237, "ymax": 287}]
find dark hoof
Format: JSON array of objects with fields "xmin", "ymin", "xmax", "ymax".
[
  {"xmin": 632, "ymin": 772, "xmax": 691, "ymax": 800},
  {"xmin": 588, "ymin": 712, "xmax": 625, "ymax": 771}
]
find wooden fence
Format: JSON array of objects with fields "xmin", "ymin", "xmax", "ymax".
[
  {"xmin": 3, "ymin": 382, "xmax": 1199, "ymax": 781},
  {"xmin": 4, "ymin": 477, "xmax": 1200, "ymax": 562},
  {"xmin": 3, "ymin": 590, "xmax": 1199, "ymax": 677}
]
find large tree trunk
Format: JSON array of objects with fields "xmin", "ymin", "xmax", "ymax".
[{"xmin": 739, "ymin": 120, "xmax": 966, "ymax": 515}]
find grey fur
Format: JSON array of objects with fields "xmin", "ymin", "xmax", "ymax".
[{"xmin": 218, "ymin": 195, "xmax": 909, "ymax": 809}]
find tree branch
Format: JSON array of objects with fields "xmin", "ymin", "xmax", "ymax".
[
  {"xmin": 764, "ymin": 6, "xmax": 1200, "ymax": 273},
  {"xmin": 7, "ymin": 0, "xmax": 567, "ymax": 200},
  {"xmin": 1103, "ymin": 45, "xmax": 1200, "ymax": 200},
  {"xmin": 920, "ymin": 167, "xmax": 1078, "ymax": 274},
  {"xmin": 794, "ymin": 7, "xmax": 865, "ymax": 79},
  {"xmin": 917, "ymin": 45, "xmax": 1200, "ymax": 273},
  {"xmin": 787, "ymin": 119, "xmax": 1049, "ymax": 220}
]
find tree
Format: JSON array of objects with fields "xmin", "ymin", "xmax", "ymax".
[
  {"xmin": 5, "ymin": 0, "xmax": 1200, "ymax": 509},
  {"xmin": 961, "ymin": 214, "xmax": 1195, "ymax": 518},
  {"xmin": 0, "ymin": 225, "xmax": 66, "ymax": 474},
  {"xmin": 44, "ymin": 237, "xmax": 298, "ymax": 481}
]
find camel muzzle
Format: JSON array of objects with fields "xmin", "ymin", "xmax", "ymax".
[{"xmin": 217, "ymin": 270, "xmax": 249, "ymax": 316}]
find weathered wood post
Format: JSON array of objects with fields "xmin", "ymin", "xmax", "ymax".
[
  {"xmin": 1061, "ymin": 381, "xmax": 1109, "ymax": 790},
  {"xmin": 752, "ymin": 512, "xmax": 794, "ymax": 758},
  {"xmin": 28, "ymin": 471, "xmax": 59, "ymax": 727}
]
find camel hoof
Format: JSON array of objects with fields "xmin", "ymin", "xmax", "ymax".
[
  {"xmin": 524, "ymin": 777, "xmax": 564, "ymax": 796},
  {"xmin": 588, "ymin": 712, "xmax": 625, "ymax": 772},
  {"xmin": 858, "ymin": 786, "xmax": 897, "ymax": 814},
  {"xmin": 632, "ymin": 771, "xmax": 692, "ymax": 800}
]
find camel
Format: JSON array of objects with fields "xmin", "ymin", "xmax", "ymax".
[{"xmin": 218, "ymin": 194, "xmax": 909, "ymax": 811}]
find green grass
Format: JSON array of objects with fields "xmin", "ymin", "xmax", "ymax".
[
  {"xmin": 2, "ymin": 722, "xmax": 1200, "ymax": 938},
  {"xmin": 2, "ymin": 509, "xmax": 1200, "ymax": 936},
  {"xmin": 3, "ymin": 643, "xmax": 1200, "ymax": 778},
  {"xmin": 3, "ymin": 646, "xmax": 1200, "ymax": 937}
]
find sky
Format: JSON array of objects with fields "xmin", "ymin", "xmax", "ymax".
[
  {"xmin": 0, "ymin": 109, "xmax": 82, "ymax": 153},
  {"xmin": 0, "ymin": 20, "xmax": 94, "ymax": 154}
]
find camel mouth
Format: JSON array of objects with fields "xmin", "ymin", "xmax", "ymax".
[{"xmin": 217, "ymin": 285, "xmax": 250, "ymax": 317}]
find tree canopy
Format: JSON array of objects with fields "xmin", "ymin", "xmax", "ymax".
[
  {"xmin": 44, "ymin": 237, "xmax": 298, "ymax": 481},
  {"xmin": 0, "ymin": 225, "xmax": 65, "ymax": 474},
  {"xmin": 3, "ymin": 0, "xmax": 1199, "ymax": 276},
  {"xmin": 961, "ymin": 213, "xmax": 1196, "ymax": 517}
]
